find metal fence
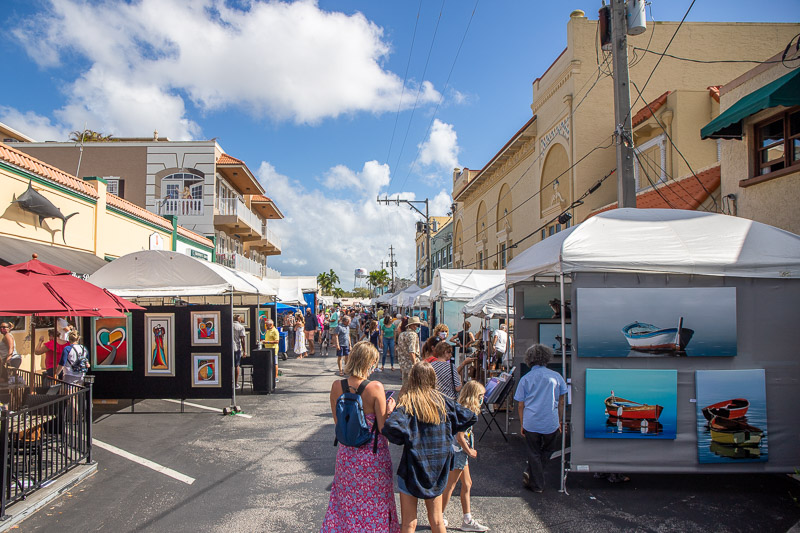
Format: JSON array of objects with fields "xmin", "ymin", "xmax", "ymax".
[{"xmin": 0, "ymin": 370, "xmax": 92, "ymax": 518}]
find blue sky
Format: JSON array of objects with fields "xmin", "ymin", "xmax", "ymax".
[{"xmin": 1, "ymin": 0, "xmax": 795, "ymax": 286}]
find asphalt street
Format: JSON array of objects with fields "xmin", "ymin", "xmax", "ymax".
[{"xmin": 17, "ymin": 353, "xmax": 800, "ymax": 532}]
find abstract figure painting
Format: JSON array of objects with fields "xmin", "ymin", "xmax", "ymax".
[
  {"xmin": 192, "ymin": 354, "xmax": 221, "ymax": 388},
  {"xmin": 191, "ymin": 311, "xmax": 221, "ymax": 346},
  {"xmin": 696, "ymin": 369, "xmax": 767, "ymax": 463},
  {"xmin": 257, "ymin": 308, "xmax": 271, "ymax": 342},
  {"xmin": 144, "ymin": 313, "xmax": 175, "ymax": 377},
  {"xmin": 585, "ymin": 369, "xmax": 677, "ymax": 440},
  {"xmin": 576, "ymin": 288, "xmax": 737, "ymax": 357},
  {"xmin": 91, "ymin": 314, "xmax": 132, "ymax": 371}
]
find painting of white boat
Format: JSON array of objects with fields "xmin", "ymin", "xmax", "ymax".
[{"xmin": 621, "ymin": 317, "xmax": 694, "ymax": 352}]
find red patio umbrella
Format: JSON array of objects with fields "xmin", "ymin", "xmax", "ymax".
[
  {"xmin": 8, "ymin": 255, "xmax": 143, "ymax": 317},
  {"xmin": 0, "ymin": 266, "xmax": 79, "ymax": 315}
]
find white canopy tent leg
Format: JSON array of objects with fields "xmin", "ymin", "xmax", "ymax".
[{"xmin": 559, "ymin": 273, "xmax": 568, "ymax": 494}]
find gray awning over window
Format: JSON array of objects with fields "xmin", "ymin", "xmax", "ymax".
[{"xmin": 0, "ymin": 236, "xmax": 108, "ymax": 278}]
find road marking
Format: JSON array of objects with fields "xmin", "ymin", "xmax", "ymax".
[
  {"xmin": 162, "ymin": 398, "xmax": 253, "ymax": 418},
  {"xmin": 92, "ymin": 439, "xmax": 195, "ymax": 485}
]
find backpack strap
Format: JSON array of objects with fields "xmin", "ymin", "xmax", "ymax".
[
  {"xmin": 355, "ymin": 379, "xmax": 370, "ymax": 396},
  {"xmin": 340, "ymin": 378, "xmax": 350, "ymax": 395}
]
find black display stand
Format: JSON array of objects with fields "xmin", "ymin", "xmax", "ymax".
[
  {"xmin": 87, "ymin": 305, "xmax": 233, "ymax": 400},
  {"xmin": 244, "ymin": 348, "xmax": 275, "ymax": 394},
  {"xmin": 478, "ymin": 376, "xmax": 514, "ymax": 442}
]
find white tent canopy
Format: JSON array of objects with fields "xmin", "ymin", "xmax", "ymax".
[
  {"xmin": 506, "ymin": 209, "xmax": 800, "ymax": 283},
  {"xmin": 88, "ymin": 250, "xmax": 277, "ymax": 297},
  {"xmin": 375, "ymin": 291, "xmax": 395, "ymax": 304},
  {"xmin": 461, "ymin": 283, "xmax": 513, "ymax": 318},
  {"xmin": 275, "ymin": 277, "xmax": 309, "ymax": 305},
  {"xmin": 430, "ymin": 269, "xmax": 507, "ymax": 301},
  {"xmin": 390, "ymin": 284, "xmax": 421, "ymax": 307},
  {"xmin": 412, "ymin": 286, "xmax": 432, "ymax": 308}
]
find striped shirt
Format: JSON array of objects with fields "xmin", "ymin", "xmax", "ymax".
[{"xmin": 431, "ymin": 359, "xmax": 462, "ymax": 400}]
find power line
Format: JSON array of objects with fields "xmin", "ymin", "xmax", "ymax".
[
  {"xmin": 390, "ymin": 0, "xmax": 447, "ymax": 188},
  {"xmin": 397, "ymin": 0, "xmax": 480, "ymax": 192},
  {"xmin": 633, "ymin": 151, "xmax": 679, "ymax": 209},
  {"xmin": 623, "ymin": 0, "xmax": 695, "ymax": 126},
  {"xmin": 384, "ymin": 0, "xmax": 424, "ymax": 170},
  {"xmin": 633, "ymin": 47, "xmax": 800, "ymax": 66},
  {"xmin": 629, "ymin": 79, "xmax": 720, "ymax": 211}
]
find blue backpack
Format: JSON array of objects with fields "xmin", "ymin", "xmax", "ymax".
[{"xmin": 334, "ymin": 379, "xmax": 378, "ymax": 453}]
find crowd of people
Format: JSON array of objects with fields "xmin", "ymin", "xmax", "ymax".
[{"xmin": 300, "ymin": 304, "xmax": 568, "ymax": 533}]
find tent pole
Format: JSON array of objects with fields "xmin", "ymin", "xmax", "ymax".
[
  {"xmin": 230, "ymin": 288, "xmax": 237, "ymax": 411},
  {"xmin": 559, "ymin": 273, "xmax": 567, "ymax": 494}
]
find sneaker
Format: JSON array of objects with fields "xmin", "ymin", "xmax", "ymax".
[
  {"xmin": 234, "ymin": 385, "xmax": 242, "ymax": 390},
  {"xmin": 443, "ymin": 517, "xmax": 448, "ymax": 528},
  {"xmin": 460, "ymin": 518, "xmax": 488, "ymax": 532}
]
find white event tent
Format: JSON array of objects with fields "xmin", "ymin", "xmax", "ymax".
[
  {"xmin": 430, "ymin": 269, "xmax": 506, "ymax": 342},
  {"xmin": 461, "ymin": 283, "xmax": 513, "ymax": 319},
  {"xmin": 504, "ymin": 208, "xmax": 800, "ymax": 486}
]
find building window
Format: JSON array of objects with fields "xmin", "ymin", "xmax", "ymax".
[
  {"xmin": 633, "ymin": 134, "xmax": 667, "ymax": 191},
  {"xmin": 477, "ymin": 251, "xmax": 483, "ymax": 269},
  {"xmin": 754, "ymin": 109, "xmax": 800, "ymax": 177},
  {"xmin": 500, "ymin": 243, "xmax": 507, "ymax": 268},
  {"xmin": 105, "ymin": 177, "xmax": 124, "ymax": 197},
  {"xmin": 448, "ymin": 245, "xmax": 452, "ymax": 266}
]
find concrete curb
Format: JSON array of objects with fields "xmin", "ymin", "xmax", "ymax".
[{"xmin": 0, "ymin": 463, "xmax": 98, "ymax": 532}]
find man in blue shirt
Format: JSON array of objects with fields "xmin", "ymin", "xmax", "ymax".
[{"xmin": 514, "ymin": 344, "xmax": 567, "ymax": 493}]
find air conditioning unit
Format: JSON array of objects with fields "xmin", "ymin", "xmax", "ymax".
[{"xmin": 416, "ymin": 221, "xmax": 425, "ymax": 233}]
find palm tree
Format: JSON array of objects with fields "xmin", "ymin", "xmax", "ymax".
[
  {"xmin": 327, "ymin": 269, "xmax": 340, "ymax": 289},
  {"xmin": 370, "ymin": 269, "xmax": 391, "ymax": 294},
  {"xmin": 332, "ymin": 287, "xmax": 345, "ymax": 299},
  {"xmin": 69, "ymin": 129, "xmax": 115, "ymax": 142},
  {"xmin": 317, "ymin": 272, "xmax": 331, "ymax": 295}
]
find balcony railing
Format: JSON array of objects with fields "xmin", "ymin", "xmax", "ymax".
[
  {"xmin": 261, "ymin": 223, "xmax": 281, "ymax": 250},
  {"xmin": 217, "ymin": 198, "xmax": 262, "ymax": 237},
  {"xmin": 160, "ymin": 198, "xmax": 203, "ymax": 216},
  {"xmin": 216, "ymin": 252, "xmax": 265, "ymax": 277}
]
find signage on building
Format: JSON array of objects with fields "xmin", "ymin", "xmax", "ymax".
[
  {"xmin": 149, "ymin": 232, "xmax": 165, "ymax": 250},
  {"xmin": 190, "ymin": 249, "xmax": 209, "ymax": 261}
]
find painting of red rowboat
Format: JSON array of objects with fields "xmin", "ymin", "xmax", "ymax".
[{"xmin": 585, "ymin": 369, "xmax": 677, "ymax": 439}]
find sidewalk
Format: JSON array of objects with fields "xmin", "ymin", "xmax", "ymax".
[{"xmin": 12, "ymin": 355, "xmax": 800, "ymax": 532}]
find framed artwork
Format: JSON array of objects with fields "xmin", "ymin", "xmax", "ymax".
[
  {"xmin": 576, "ymin": 288, "xmax": 737, "ymax": 357},
  {"xmin": 244, "ymin": 331, "xmax": 251, "ymax": 352},
  {"xmin": 91, "ymin": 314, "xmax": 133, "ymax": 371},
  {"xmin": 192, "ymin": 354, "xmax": 221, "ymax": 388},
  {"xmin": 522, "ymin": 286, "xmax": 566, "ymax": 319},
  {"xmin": 191, "ymin": 311, "xmax": 221, "ymax": 346},
  {"xmin": 539, "ymin": 323, "xmax": 572, "ymax": 355},
  {"xmin": 695, "ymin": 369, "xmax": 767, "ymax": 464},
  {"xmin": 257, "ymin": 308, "xmax": 272, "ymax": 341},
  {"xmin": 233, "ymin": 307, "xmax": 250, "ymax": 328},
  {"xmin": 585, "ymin": 369, "xmax": 677, "ymax": 439},
  {"xmin": 144, "ymin": 313, "xmax": 175, "ymax": 377}
]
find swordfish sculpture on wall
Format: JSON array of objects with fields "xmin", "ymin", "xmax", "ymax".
[{"xmin": 12, "ymin": 181, "xmax": 78, "ymax": 243}]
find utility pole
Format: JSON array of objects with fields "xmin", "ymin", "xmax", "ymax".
[
  {"xmin": 384, "ymin": 247, "xmax": 398, "ymax": 292},
  {"xmin": 610, "ymin": 0, "xmax": 637, "ymax": 207},
  {"xmin": 377, "ymin": 196, "xmax": 432, "ymax": 286}
]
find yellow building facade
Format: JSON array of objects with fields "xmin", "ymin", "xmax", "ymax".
[{"xmin": 451, "ymin": 11, "xmax": 800, "ymax": 269}]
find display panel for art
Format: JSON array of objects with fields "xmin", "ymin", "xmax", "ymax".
[
  {"xmin": 585, "ymin": 369, "xmax": 677, "ymax": 439},
  {"xmin": 695, "ymin": 369, "xmax": 768, "ymax": 463},
  {"xmin": 522, "ymin": 286, "xmax": 568, "ymax": 319},
  {"xmin": 191, "ymin": 311, "xmax": 221, "ymax": 346},
  {"xmin": 191, "ymin": 354, "xmax": 221, "ymax": 388},
  {"xmin": 233, "ymin": 307, "xmax": 250, "ymax": 328},
  {"xmin": 257, "ymin": 308, "xmax": 271, "ymax": 342},
  {"xmin": 576, "ymin": 288, "xmax": 737, "ymax": 357},
  {"xmin": 144, "ymin": 313, "xmax": 175, "ymax": 377},
  {"xmin": 539, "ymin": 323, "xmax": 572, "ymax": 355},
  {"xmin": 91, "ymin": 314, "xmax": 133, "ymax": 371}
]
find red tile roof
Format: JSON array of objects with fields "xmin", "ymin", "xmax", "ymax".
[
  {"xmin": 250, "ymin": 195, "xmax": 274, "ymax": 203},
  {"xmin": 106, "ymin": 194, "xmax": 170, "ymax": 231},
  {"xmin": 632, "ymin": 91, "xmax": 671, "ymax": 128},
  {"xmin": 177, "ymin": 226, "xmax": 213, "ymax": 247},
  {"xmin": 589, "ymin": 164, "xmax": 721, "ymax": 217},
  {"xmin": 0, "ymin": 142, "xmax": 98, "ymax": 198},
  {"xmin": 217, "ymin": 153, "xmax": 245, "ymax": 166}
]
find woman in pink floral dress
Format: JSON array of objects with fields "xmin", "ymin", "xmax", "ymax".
[{"xmin": 321, "ymin": 341, "xmax": 400, "ymax": 533}]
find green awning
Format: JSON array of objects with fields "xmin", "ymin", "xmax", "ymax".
[{"xmin": 701, "ymin": 69, "xmax": 800, "ymax": 140}]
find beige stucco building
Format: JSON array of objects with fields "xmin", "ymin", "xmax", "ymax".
[
  {"xmin": 451, "ymin": 10, "xmax": 800, "ymax": 269},
  {"xmin": 14, "ymin": 137, "xmax": 282, "ymax": 278},
  {"xmin": 414, "ymin": 216, "xmax": 452, "ymax": 286},
  {"xmin": 702, "ymin": 50, "xmax": 800, "ymax": 235}
]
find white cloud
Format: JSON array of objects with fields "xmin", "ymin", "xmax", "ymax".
[
  {"xmin": 10, "ymin": 0, "xmax": 441, "ymax": 138},
  {"xmin": 0, "ymin": 107, "xmax": 69, "ymax": 142},
  {"xmin": 258, "ymin": 161, "xmax": 423, "ymax": 288},
  {"xmin": 418, "ymin": 119, "xmax": 460, "ymax": 171},
  {"xmin": 323, "ymin": 160, "xmax": 390, "ymax": 197}
]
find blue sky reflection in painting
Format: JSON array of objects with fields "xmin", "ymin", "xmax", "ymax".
[
  {"xmin": 576, "ymin": 288, "xmax": 737, "ymax": 357},
  {"xmin": 585, "ymin": 369, "xmax": 677, "ymax": 440},
  {"xmin": 695, "ymin": 369, "xmax": 767, "ymax": 464}
]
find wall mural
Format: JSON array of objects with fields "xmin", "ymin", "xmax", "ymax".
[
  {"xmin": 696, "ymin": 369, "xmax": 768, "ymax": 463},
  {"xmin": 91, "ymin": 314, "xmax": 132, "ymax": 371},
  {"xmin": 585, "ymin": 368, "xmax": 677, "ymax": 440},
  {"xmin": 11, "ymin": 180, "xmax": 78, "ymax": 243},
  {"xmin": 577, "ymin": 288, "xmax": 737, "ymax": 357},
  {"xmin": 144, "ymin": 313, "xmax": 175, "ymax": 376}
]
